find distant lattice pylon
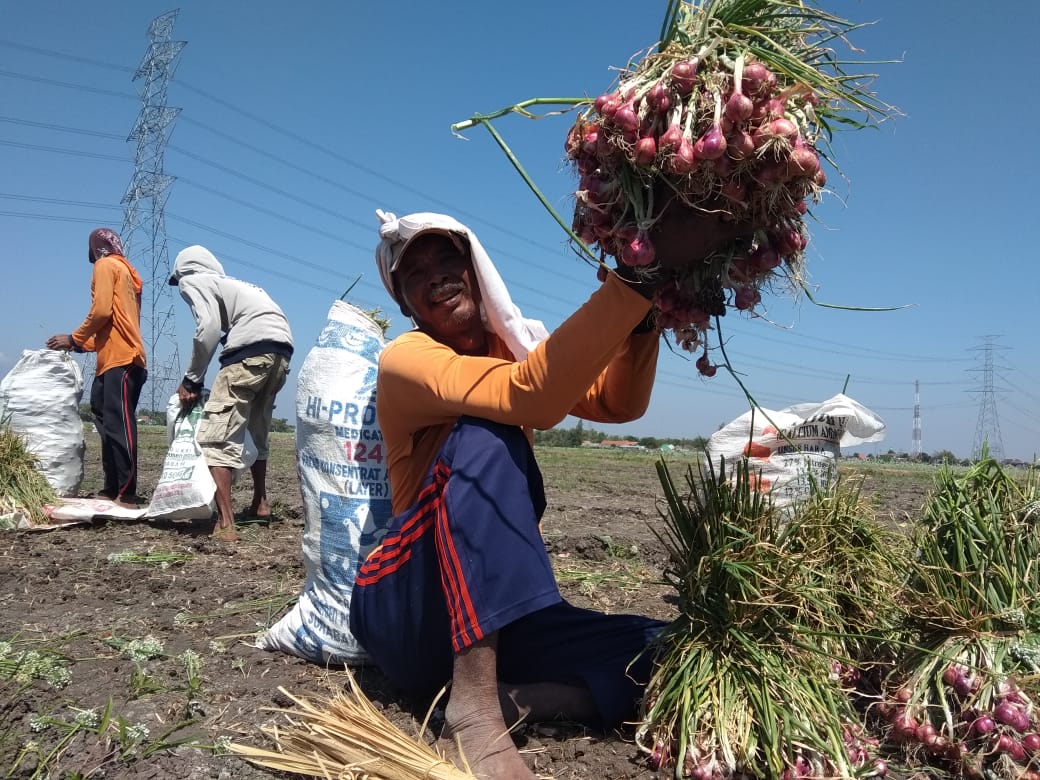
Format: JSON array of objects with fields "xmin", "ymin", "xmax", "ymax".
[
  {"xmin": 910, "ymin": 379, "xmax": 922, "ymax": 457},
  {"xmin": 969, "ymin": 335, "xmax": 1006, "ymax": 461},
  {"xmin": 121, "ymin": 9, "xmax": 186, "ymax": 413}
]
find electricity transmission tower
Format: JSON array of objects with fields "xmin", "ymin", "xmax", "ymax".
[
  {"xmin": 969, "ymin": 335, "xmax": 1006, "ymax": 462},
  {"xmin": 121, "ymin": 9, "xmax": 186, "ymax": 412},
  {"xmin": 910, "ymin": 380, "xmax": 922, "ymax": 457}
]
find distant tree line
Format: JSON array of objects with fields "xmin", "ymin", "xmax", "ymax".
[
  {"xmin": 533, "ymin": 423, "xmax": 1002, "ymax": 466},
  {"xmin": 871, "ymin": 449, "xmax": 965, "ymax": 466},
  {"xmin": 533, "ymin": 421, "xmax": 708, "ymax": 451},
  {"xmin": 76, "ymin": 402, "xmax": 1005, "ymax": 463}
]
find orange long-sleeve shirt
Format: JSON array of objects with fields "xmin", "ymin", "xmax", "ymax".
[
  {"xmin": 71, "ymin": 254, "xmax": 147, "ymax": 375},
  {"xmin": 377, "ymin": 273, "xmax": 660, "ymax": 514}
]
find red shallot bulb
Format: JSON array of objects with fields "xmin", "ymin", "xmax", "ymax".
[
  {"xmin": 766, "ymin": 117, "xmax": 799, "ymax": 142},
  {"xmin": 666, "ymin": 138, "xmax": 697, "ymax": 174},
  {"xmin": 597, "ymin": 94, "xmax": 620, "ymax": 119},
  {"xmin": 760, "ymin": 97, "xmax": 787, "ymax": 120},
  {"xmin": 787, "ymin": 147, "xmax": 820, "ymax": 178},
  {"xmin": 971, "ymin": 715, "xmax": 996, "ymax": 735},
  {"xmin": 622, "ymin": 232, "xmax": 656, "ymax": 267},
  {"xmin": 733, "ymin": 286, "xmax": 760, "ymax": 311},
  {"xmin": 647, "ymin": 82, "xmax": 671, "ymax": 113},
  {"xmin": 693, "ymin": 124, "xmax": 726, "ymax": 160},
  {"xmin": 669, "ymin": 60, "xmax": 698, "ymax": 96},
  {"xmin": 742, "ymin": 62, "xmax": 777, "ymax": 99},
  {"xmin": 633, "ymin": 136, "xmax": 657, "ymax": 166},
  {"xmin": 994, "ymin": 701, "xmax": 1017, "ymax": 724},
  {"xmin": 727, "ymin": 130, "xmax": 754, "ymax": 160},
  {"xmin": 614, "ymin": 103, "xmax": 639, "ymax": 132},
  {"xmin": 695, "ymin": 353, "xmax": 716, "ymax": 377},
  {"xmin": 750, "ymin": 243, "xmax": 781, "ymax": 272},
  {"xmin": 721, "ymin": 179, "xmax": 747, "ymax": 204},
  {"xmin": 775, "ymin": 227, "xmax": 807, "ymax": 256},
  {"xmin": 659, "ymin": 121, "xmax": 683, "ymax": 151},
  {"xmin": 725, "ymin": 92, "xmax": 754, "ymax": 123}
]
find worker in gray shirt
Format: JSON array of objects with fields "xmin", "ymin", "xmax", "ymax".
[{"xmin": 169, "ymin": 245, "xmax": 293, "ymax": 542}]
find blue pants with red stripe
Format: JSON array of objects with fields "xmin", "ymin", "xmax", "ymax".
[
  {"xmin": 350, "ymin": 416, "xmax": 666, "ymax": 728},
  {"xmin": 90, "ymin": 363, "xmax": 146, "ymax": 499}
]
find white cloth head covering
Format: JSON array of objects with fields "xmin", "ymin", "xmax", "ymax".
[{"xmin": 375, "ymin": 210, "xmax": 549, "ymax": 361}]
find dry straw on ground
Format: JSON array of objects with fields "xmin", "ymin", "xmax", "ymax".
[{"xmin": 229, "ymin": 670, "xmax": 477, "ymax": 780}]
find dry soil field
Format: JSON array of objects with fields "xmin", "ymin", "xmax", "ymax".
[{"xmin": 0, "ymin": 426, "xmax": 936, "ymax": 779}]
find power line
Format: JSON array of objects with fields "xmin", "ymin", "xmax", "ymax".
[
  {"xmin": 0, "ymin": 39, "xmax": 133, "ymax": 73},
  {"xmin": 0, "ymin": 57, "xmax": 590, "ymax": 266},
  {"xmin": 0, "ymin": 138, "xmax": 128, "ymax": 162},
  {"xmin": 0, "ymin": 115, "xmax": 125, "ymax": 140},
  {"xmin": 0, "ymin": 111, "xmax": 592, "ymax": 291},
  {"xmin": 0, "ymin": 68, "xmax": 136, "ymax": 101}
]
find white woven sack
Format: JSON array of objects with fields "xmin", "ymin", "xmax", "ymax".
[
  {"xmin": 0, "ymin": 350, "xmax": 85, "ymax": 496},
  {"xmin": 146, "ymin": 392, "xmax": 259, "ymax": 520},
  {"xmin": 259, "ymin": 301, "xmax": 392, "ymax": 665},
  {"xmin": 145, "ymin": 394, "xmax": 216, "ymax": 520},
  {"xmin": 706, "ymin": 393, "xmax": 886, "ymax": 507}
]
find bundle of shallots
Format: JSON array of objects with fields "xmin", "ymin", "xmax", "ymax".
[{"xmin": 565, "ymin": 0, "xmax": 896, "ymax": 370}]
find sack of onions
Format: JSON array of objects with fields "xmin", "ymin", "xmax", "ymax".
[
  {"xmin": 875, "ymin": 457, "xmax": 1040, "ymax": 779},
  {"xmin": 564, "ymin": 0, "xmax": 895, "ymax": 369},
  {"xmin": 641, "ymin": 459, "xmax": 905, "ymax": 778}
]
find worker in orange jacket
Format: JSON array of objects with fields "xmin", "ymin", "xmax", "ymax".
[{"xmin": 48, "ymin": 228, "xmax": 148, "ymax": 508}]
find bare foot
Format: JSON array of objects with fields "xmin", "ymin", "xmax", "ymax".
[
  {"xmin": 245, "ymin": 499, "xmax": 270, "ymax": 518},
  {"xmin": 212, "ymin": 524, "xmax": 239, "ymax": 543},
  {"xmin": 114, "ymin": 496, "xmax": 146, "ymax": 510},
  {"xmin": 438, "ymin": 707, "xmax": 535, "ymax": 780}
]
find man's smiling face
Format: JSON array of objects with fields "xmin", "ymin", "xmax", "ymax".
[{"xmin": 394, "ymin": 233, "xmax": 487, "ymax": 355}]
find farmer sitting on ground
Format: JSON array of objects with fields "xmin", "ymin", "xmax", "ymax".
[
  {"xmin": 168, "ymin": 245, "xmax": 294, "ymax": 542},
  {"xmin": 349, "ymin": 207, "xmax": 749, "ymax": 780}
]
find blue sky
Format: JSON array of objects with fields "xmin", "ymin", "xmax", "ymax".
[{"xmin": 2, "ymin": 1, "xmax": 1038, "ymax": 461}]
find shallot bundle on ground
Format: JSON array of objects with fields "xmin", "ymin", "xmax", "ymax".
[
  {"xmin": 564, "ymin": 0, "xmax": 896, "ymax": 368},
  {"xmin": 875, "ymin": 457, "xmax": 1040, "ymax": 779},
  {"xmin": 643, "ymin": 459, "xmax": 907, "ymax": 778}
]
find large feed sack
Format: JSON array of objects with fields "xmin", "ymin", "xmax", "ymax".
[
  {"xmin": 0, "ymin": 350, "xmax": 85, "ymax": 496},
  {"xmin": 146, "ymin": 392, "xmax": 259, "ymax": 521},
  {"xmin": 706, "ymin": 393, "xmax": 886, "ymax": 507},
  {"xmin": 145, "ymin": 394, "xmax": 217, "ymax": 521},
  {"xmin": 259, "ymin": 301, "xmax": 392, "ymax": 665}
]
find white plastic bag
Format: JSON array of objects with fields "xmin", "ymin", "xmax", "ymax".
[
  {"xmin": 258, "ymin": 301, "xmax": 392, "ymax": 665},
  {"xmin": 706, "ymin": 393, "xmax": 886, "ymax": 507},
  {"xmin": 146, "ymin": 392, "xmax": 258, "ymax": 520},
  {"xmin": 0, "ymin": 350, "xmax": 85, "ymax": 496},
  {"xmin": 146, "ymin": 394, "xmax": 216, "ymax": 520}
]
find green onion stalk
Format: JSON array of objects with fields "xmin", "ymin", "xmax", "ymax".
[
  {"xmin": 879, "ymin": 456, "xmax": 1040, "ymax": 778},
  {"xmin": 640, "ymin": 457, "xmax": 906, "ymax": 778},
  {"xmin": 0, "ymin": 424, "xmax": 60, "ymax": 527}
]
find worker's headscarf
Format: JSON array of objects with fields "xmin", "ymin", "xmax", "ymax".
[
  {"xmin": 87, "ymin": 227, "xmax": 142, "ymax": 295},
  {"xmin": 88, "ymin": 228, "xmax": 125, "ymax": 263},
  {"xmin": 375, "ymin": 210, "xmax": 549, "ymax": 361}
]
